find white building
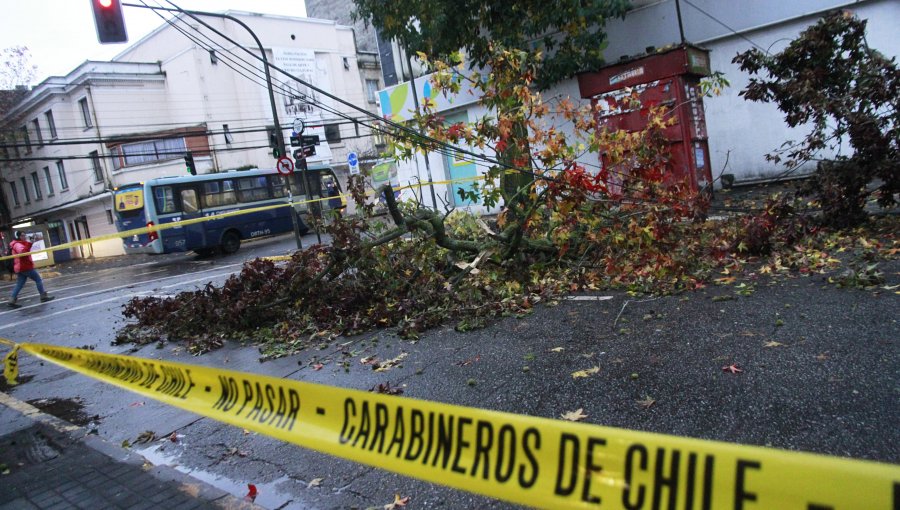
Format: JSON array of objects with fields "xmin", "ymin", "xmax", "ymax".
[
  {"xmin": 0, "ymin": 10, "xmax": 382, "ymax": 261},
  {"xmin": 375, "ymin": 0, "xmax": 898, "ymax": 208}
]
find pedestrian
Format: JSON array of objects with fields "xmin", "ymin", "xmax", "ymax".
[
  {"xmin": 7, "ymin": 230, "xmax": 54, "ymax": 308},
  {"xmin": 326, "ymin": 179, "xmax": 342, "ymax": 215}
]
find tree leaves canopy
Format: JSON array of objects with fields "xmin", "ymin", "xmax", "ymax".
[{"xmin": 352, "ymin": 0, "xmax": 630, "ymax": 89}]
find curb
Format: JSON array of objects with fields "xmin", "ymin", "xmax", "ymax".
[{"xmin": 0, "ymin": 391, "xmax": 264, "ymax": 510}]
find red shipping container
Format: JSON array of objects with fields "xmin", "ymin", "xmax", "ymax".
[{"xmin": 577, "ymin": 45, "xmax": 714, "ymax": 196}]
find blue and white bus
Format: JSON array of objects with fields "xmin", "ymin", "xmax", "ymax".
[{"xmin": 112, "ymin": 165, "xmax": 344, "ymax": 255}]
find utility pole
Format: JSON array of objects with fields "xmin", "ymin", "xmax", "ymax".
[{"xmin": 406, "ymin": 52, "xmax": 438, "ymax": 209}]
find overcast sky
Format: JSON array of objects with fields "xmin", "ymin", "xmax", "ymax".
[{"xmin": 1, "ymin": 0, "xmax": 309, "ymax": 85}]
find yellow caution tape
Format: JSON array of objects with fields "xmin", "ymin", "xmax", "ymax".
[{"xmin": 1, "ymin": 340, "xmax": 897, "ymax": 509}]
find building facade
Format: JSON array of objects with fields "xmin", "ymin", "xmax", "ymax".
[
  {"xmin": 0, "ymin": 10, "xmax": 382, "ymax": 260},
  {"xmin": 373, "ymin": 0, "xmax": 898, "ymax": 207}
]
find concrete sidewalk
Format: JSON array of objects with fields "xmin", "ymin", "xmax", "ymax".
[{"xmin": 0, "ymin": 392, "xmax": 260, "ymax": 510}]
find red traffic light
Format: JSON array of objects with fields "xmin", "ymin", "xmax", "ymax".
[{"xmin": 91, "ymin": 0, "xmax": 128, "ymax": 44}]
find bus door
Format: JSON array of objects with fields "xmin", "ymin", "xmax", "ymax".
[{"xmin": 175, "ymin": 184, "xmax": 206, "ymax": 251}]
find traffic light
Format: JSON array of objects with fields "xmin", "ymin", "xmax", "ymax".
[
  {"xmin": 267, "ymin": 127, "xmax": 279, "ymax": 148},
  {"xmin": 184, "ymin": 153, "xmax": 196, "ymax": 175},
  {"xmin": 90, "ymin": 0, "xmax": 128, "ymax": 44}
]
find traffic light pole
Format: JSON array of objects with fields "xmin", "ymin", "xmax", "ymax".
[{"xmin": 123, "ymin": 3, "xmax": 299, "ymax": 248}]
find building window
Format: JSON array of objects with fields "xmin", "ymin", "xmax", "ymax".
[
  {"xmin": 56, "ymin": 160, "xmax": 69, "ymax": 191},
  {"xmin": 324, "ymin": 124, "xmax": 341, "ymax": 144},
  {"xmin": 43, "ymin": 166, "xmax": 54, "ymax": 196},
  {"xmin": 20, "ymin": 177, "xmax": 30, "ymax": 203},
  {"xmin": 106, "ymin": 209, "xmax": 114, "ymax": 224},
  {"xmin": 9, "ymin": 182, "xmax": 20, "ymax": 207},
  {"xmin": 31, "ymin": 172, "xmax": 42, "ymax": 200},
  {"xmin": 32, "ymin": 119, "xmax": 43, "ymax": 147},
  {"xmin": 79, "ymin": 97, "xmax": 93, "ymax": 128},
  {"xmin": 45, "ymin": 110, "xmax": 57, "ymax": 139},
  {"xmin": 90, "ymin": 151, "xmax": 103, "ymax": 182},
  {"xmin": 223, "ymin": 124, "xmax": 233, "ymax": 145},
  {"xmin": 21, "ymin": 126, "xmax": 31, "ymax": 154},
  {"xmin": 110, "ymin": 137, "xmax": 187, "ymax": 170},
  {"xmin": 366, "ymin": 79, "xmax": 379, "ymax": 103}
]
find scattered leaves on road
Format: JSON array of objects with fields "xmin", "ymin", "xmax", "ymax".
[
  {"xmin": 308, "ymin": 478, "xmax": 323, "ymax": 488},
  {"xmin": 560, "ymin": 408, "xmax": 588, "ymax": 421},
  {"xmin": 571, "ymin": 366, "xmax": 600, "ymax": 379},
  {"xmin": 549, "ymin": 347, "xmax": 564, "ymax": 353},
  {"xmin": 312, "ymin": 363, "xmax": 324, "ymax": 371},
  {"xmin": 722, "ymin": 364, "xmax": 743, "ymax": 374},
  {"xmin": 763, "ymin": 341, "xmax": 785, "ymax": 348}
]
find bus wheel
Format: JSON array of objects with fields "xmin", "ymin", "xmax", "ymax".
[{"xmin": 220, "ymin": 231, "xmax": 241, "ymax": 254}]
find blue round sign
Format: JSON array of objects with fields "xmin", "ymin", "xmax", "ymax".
[{"xmin": 348, "ymin": 152, "xmax": 358, "ymax": 166}]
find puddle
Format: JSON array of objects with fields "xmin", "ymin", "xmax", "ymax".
[
  {"xmin": 26, "ymin": 397, "xmax": 100, "ymax": 428},
  {"xmin": 139, "ymin": 444, "xmax": 312, "ymax": 509}
]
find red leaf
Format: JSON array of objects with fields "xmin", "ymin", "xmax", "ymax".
[
  {"xmin": 722, "ymin": 363, "xmax": 743, "ymax": 374},
  {"xmin": 313, "ymin": 363, "xmax": 324, "ymax": 371},
  {"xmin": 245, "ymin": 484, "xmax": 258, "ymax": 502}
]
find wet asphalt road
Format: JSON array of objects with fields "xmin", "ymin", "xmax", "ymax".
[{"xmin": 0, "ymin": 230, "xmax": 897, "ymax": 509}]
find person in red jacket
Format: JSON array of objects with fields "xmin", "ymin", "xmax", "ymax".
[{"xmin": 7, "ymin": 230, "xmax": 54, "ymax": 308}]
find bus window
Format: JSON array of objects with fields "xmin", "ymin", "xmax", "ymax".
[
  {"xmin": 181, "ymin": 189, "xmax": 199, "ymax": 213},
  {"xmin": 154, "ymin": 186, "xmax": 177, "ymax": 214},
  {"xmin": 237, "ymin": 176, "xmax": 270, "ymax": 202},
  {"xmin": 270, "ymin": 175, "xmax": 288, "ymax": 198},
  {"xmin": 201, "ymin": 180, "xmax": 237, "ymax": 208},
  {"xmin": 271, "ymin": 174, "xmax": 307, "ymax": 197}
]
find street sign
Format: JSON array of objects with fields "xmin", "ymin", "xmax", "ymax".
[
  {"xmin": 292, "ymin": 118, "xmax": 305, "ymax": 134},
  {"xmin": 276, "ymin": 156, "xmax": 294, "ymax": 175},
  {"xmin": 301, "ymin": 135, "xmax": 320, "ymax": 146},
  {"xmin": 348, "ymin": 152, "xmax": 360, "ymax": 175}
]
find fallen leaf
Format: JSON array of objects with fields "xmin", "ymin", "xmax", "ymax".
[
  {"xmin": 571, "ymin": 366, "xmax": 600, "ymax": 379},
  {"xmin": 815, "ymin": 353, "xmax": 830, "ymax": 361},
  {"xmin": 245, "ymin": 484, "xmax": 258, "ymax": 502},
  {"xmin": 384, "ymin": 494, "xmax": 410, "ymax": 509},
  {"xmin": 243, "ymin": 428, "xmax": 251, "ymax": 435},
  {"xmin": 226, "ymin": 447, "xmax": 249, "ymax": 457},
  {"xmin": 370, "ymin": 382, "xmax": 404, "ymax": 395},
  {"xmin": 167, "ymin": 432, "xmax": 179, "ymax": 443},
  {"xmin": 308, "ymin": 477, "xmax": 323, "ymax": 488},
  {"xmin": 312, "ymin": 363, "xmax": 324, "ymax": 371},
  {"xmin": 560, "ymin": 408, "xmax": 588, "ymax": 421},
  {"xmin": 722, "ymin": 364, "xmax": 743, "ymax": 374},
  {"xmin": 549, "ymin": 347, "xmax": 564, "ymax": 353},
  {"xmin": 134, "ymin": 431, "xmax": 156, "ymax": 444},
  {"xmin": 129, "ymin": 401, "xmax": 145, "ymax": 407},
  {"xmin": 454, "ymin": 355, "xmax": 481, "ymax": 366},
  {"xmin": 636, "ymin": 396, "xmax": 656, "ymax": 408},
  {"xmin": 360, "ymin": 356, "xmax": 379, "ymax": 366},
  {"xmin": 763, "ymin": 341, "xmax": 785, "ymax": 348},
  {"xmin": 121, "ymin": 439, "xmax": 131, "ymax": 448},
  {"xmin": 374, "ymin": 353, "xmax": 408, "ymax": 372}
]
